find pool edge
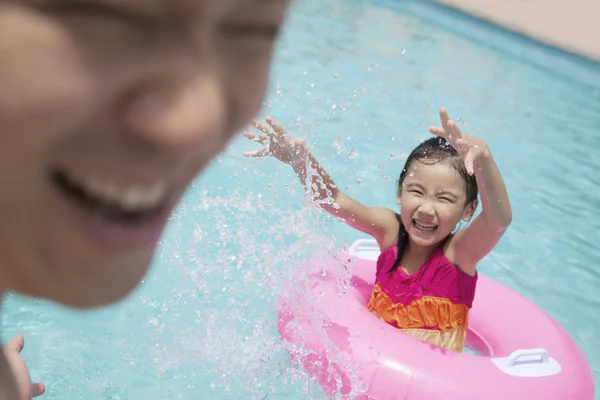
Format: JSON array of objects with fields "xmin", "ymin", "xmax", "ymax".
[{"xmin": 429, "ymin": 0, "xmax": 600, "ymax": 65}]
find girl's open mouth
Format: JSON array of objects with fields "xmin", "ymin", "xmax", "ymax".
[{"xmin": 413, "ymin": 219, "xmax": 438, "ymax": 232}]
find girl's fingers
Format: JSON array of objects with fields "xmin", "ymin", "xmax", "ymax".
[
  {"xmin": 243, "ymin": 149, "xmax": 269, "ymax": 157},
  {"xmin": 465, "ymin": 162, "xmax": 474, "ymax": 176},
  {"xmin": 440, "ymin": 107, "xmax": 451, "ymax": 134},
  {"xmin": 447, "ymin": 120, "xmax": 463, "ymax": 141},
  {"xmin": 265, "ymin": 116, "xmax": 286, "ymax": 135},
  {"xmin": 464, "ymin": 153, "xmax": 475, "ymax": 175},
  {"xmin": 452, "ymin": 121, "xmax": 464, "ymax": 138},
  {"xmin": 251, "ymin": 119, "xmax": 272, "ymax": 135},
  {"xmin": 455, "ymin": 137, "xmax": 469, "ymax": 153},
  {"xmin": 429, "ymin": 126, "xmax": 445, "ymax": 136},
  {"xmin": 243, "ymin": 131, "xmax": 267, "ymax": 144}
]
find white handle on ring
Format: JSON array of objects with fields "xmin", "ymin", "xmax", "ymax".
[
  {"xmin": 507, "ymin": 348, "xmax": 549, "ymax": 366},
  {"xmin": 348, "ymin": 239, "xmax": 381, "ymax": 261}
]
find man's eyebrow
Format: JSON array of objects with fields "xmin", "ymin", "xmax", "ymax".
[{"xmin": 37, "ymin": 0, "xmax": 156, "ymax": 29}]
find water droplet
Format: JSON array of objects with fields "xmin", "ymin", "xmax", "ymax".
[
  {"xmin": 334, "ymin": 72, "xmax": 339, "ymax": 79},
  {"xmin": 332, "ymin": 135, "xmax": 345, "ymax": 151},
  {"xmin": 400, "ymin": 49, "xmax": 406, "ymax": 55},
  {"xmin": 356, "ymin": 178, "xmax": 363, "ymax": 186},
  {"xmin": 348, "ymin": 148, "xmax": 358, "ymax": 159},
  {"xmin": 409, "ymin": 172, "xmax": 415, "ymax": 177}
]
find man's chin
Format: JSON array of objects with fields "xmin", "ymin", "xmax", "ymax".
[{"xmin": 30, "ymin": 274, "xmax": 146, "ymax": 310}]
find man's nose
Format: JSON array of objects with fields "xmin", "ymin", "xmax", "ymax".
[
  {"xmin": 126, "ymin": 74, "xmax": 226, "ymax": 153},
  {"xmin": 121, "ymin": 41, "xmax": 226, "ymax": 154}
]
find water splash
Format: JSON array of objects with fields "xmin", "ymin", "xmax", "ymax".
[{"xmin": 93, "ymin": 183, "xmax": 369, "ymax": 399}]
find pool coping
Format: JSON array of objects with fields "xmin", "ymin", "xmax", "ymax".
[
  {"xmin": 400, "ymin": 0, "xmax": 600, "ymax": 90},
  {"xmin": 430, "ymin": 0, "xmax": 600, "ymax": 64}
]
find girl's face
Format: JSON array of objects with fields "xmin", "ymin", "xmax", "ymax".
[
  {"xmin": 397, "ymin": 160, "xmax": 477, "ymax": 250},
  {"xmin": 0, "ymin": 0, "xmax": 289, "ymax": 308}
]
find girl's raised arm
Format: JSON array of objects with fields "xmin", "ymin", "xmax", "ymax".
[
  {"xmin": 429, "ymin": 108, "xmax": 512, "ymax": 275},
  {"xmin": 244, "ymin": 117, "xmax": 398, "ymax": 245}
]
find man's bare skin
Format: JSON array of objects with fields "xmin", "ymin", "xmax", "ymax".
[{"xmin": 0, "ymin": 0, "xmax": 291, "ymax": 396}]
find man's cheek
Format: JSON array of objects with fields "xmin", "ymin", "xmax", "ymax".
[{"xmin": 0, "ymin": 16, "xmax": 94, "ymax": 136}]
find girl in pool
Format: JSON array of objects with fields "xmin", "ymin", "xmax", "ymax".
[{"xmin": 244, "ymin": 107, "xmax": 512, "ymax": 352}]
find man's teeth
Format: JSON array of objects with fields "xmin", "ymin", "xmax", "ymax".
[{"xmin": 65, "ymin": 172, "xmax": 166, "ymax": 211}]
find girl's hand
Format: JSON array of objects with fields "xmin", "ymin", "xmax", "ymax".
[
  {"xmin": 243, "ymin": 116, "xmax": 306, "ymax": 165},
  {"xmin": 429, "ymin": 107, "xmax": 489, "ymax": 176}
]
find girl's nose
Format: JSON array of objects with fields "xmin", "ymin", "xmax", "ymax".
[{"xmin": 417, "ymin": 201, "xmax": 435, "ymax": 216}]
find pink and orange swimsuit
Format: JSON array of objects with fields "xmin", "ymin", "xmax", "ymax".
[{"xmin": 367, "ymin": 244, "xmax": 477, "ymax": 352}]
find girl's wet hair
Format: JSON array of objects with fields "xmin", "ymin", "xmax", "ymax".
[{"xmin": 388, "ymin": 136, "xmax": 478, "ymax": 273}]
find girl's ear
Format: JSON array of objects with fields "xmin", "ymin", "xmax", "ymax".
[{"xmin": 461, "ymin": 199, "xmax": 479, "ymax": 222}]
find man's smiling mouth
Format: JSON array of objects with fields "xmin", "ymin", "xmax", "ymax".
[{"xmin": 51, "ymin": 169, "xmax": 168, "ymax": 224}]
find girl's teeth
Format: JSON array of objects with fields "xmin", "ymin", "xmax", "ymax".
[
  {"xmin": 415, "ymin": 221, "xmax": 436, "ymax": 231},
  {"xmin": 65, "ymin": 172, "xmax": 166, "ymax": 211}
]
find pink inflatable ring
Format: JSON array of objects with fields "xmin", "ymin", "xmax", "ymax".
[{"xmin": 277, "ymin": 239, "xmax": 594, "ymax": 399}]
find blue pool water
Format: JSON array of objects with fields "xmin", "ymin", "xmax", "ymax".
[{"xmin": 3, "ymin": 0, "xmax": 600, "ymax": 398}]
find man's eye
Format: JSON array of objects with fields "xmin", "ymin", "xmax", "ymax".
[
  {"xmin": 40, "ymin": 0, "xmax": 153, "ymax": 30},
  {"xmin": 221, "ymin": 23, "xmax": 280, "ymax": 40}
]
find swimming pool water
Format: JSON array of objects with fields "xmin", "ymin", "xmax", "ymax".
[{"xmin": 3, "ymin": 0, "xmax": 599, "ymax": 398}]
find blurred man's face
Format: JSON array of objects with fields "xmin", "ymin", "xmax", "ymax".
[{"xmin": 0, "ymin": 0, "xmax": 290, "ymax": 308}]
